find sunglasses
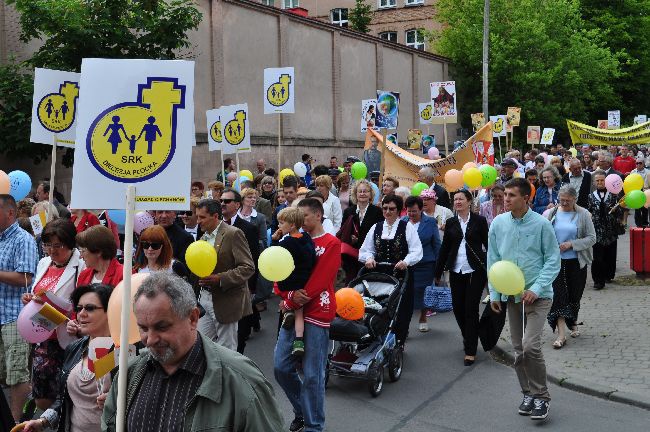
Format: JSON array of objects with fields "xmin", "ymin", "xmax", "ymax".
[
  {"xmin": 180, "ymin": 211, "xmax": 193, "ymax": 216},
  {"xmin": 75, "ymin": 304, "xmax": 104, "ymax": 313},
  {"xmin": 220, "ymin": 198, "xmax": 234, "ymax": 204},
  {"xmin": 141, "ymin": 241, "xmax": 163, "ymax": 250},
  {"xmin": 382, "ymin": 206, "xmax": 398, "ymax": 211}
]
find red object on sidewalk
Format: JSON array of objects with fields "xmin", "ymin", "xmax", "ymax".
[{"xmin": 630, "ymin": 227, "xmax": 650, "ymax": 273}]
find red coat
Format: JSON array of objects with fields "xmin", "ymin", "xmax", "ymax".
[
  {"xmin": 71, "ymin": 212, "xmax": 101, "ymax": 233},
  {"xmin": 77, "ymin": 258, "xmax": 124, "ymax": 288}
]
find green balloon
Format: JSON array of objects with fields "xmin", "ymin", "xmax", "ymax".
[
  {"xmin": 351, "ymin": 162, "xmax": 368, "ymax": 180},
  {"xmin": 338, "ymin": 166, "xmax": 344, "ymax": 172},
  {"xmin": 625, "ymin": 190, "xmax": 647, "ymax": 209},
  {"xmin": 479, "ymin": 165, "xmax": 498, "ymax": 187},
  {"xmin": 411, "ymin": 182, "xmax": 428, "ymax": 196}
]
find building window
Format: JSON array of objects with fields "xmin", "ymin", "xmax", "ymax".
[
  {"xmin": 378, "ymin": 0, "xmax": 396, "ymax": 9},
  {"xmin": 282, "ymin": 0, "xmax": 298, "ymax": 8},
  {"xmin": 331, "ymin": 8, "xmax": 348, "ymax": 27},
  {"xmin": 262, "ymin": 0, "xmax": 274, "ymax": 5},
  {"xmin": 404, "ymin": 0, "xmax": 424, "ymax": 5},
  {"xmin": 379, "ymin": 31, "xmax": 398, "ymax": 43},
  {"xmin": 405, "ymin": 29, "xmax": 425, "ymax": 50}
]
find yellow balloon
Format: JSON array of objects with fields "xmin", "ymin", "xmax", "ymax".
[
  {"xmin": 108, "ymin": 274, "xmax": 149, "ymax": 347},
  {"xmin": 258, "ymin": 246, "xmax": 294, "ymax": 282},
  {"xmin": 185, "ymin": 240, "xmax": 218, "ymax": 277},
  {"xmin": 279, "ymin": 168, "xmax": 295, "ymax": 185},
  {"xmin": 463, "ymin": 167, "xmax": 483, "ymax": 189},
  {"xmin": 239, "ymin": 170, "xmax": 253, "ymax": 181},
  {"xmin": 623, "ymin": 173, "xmax": 644, "ymax": 194},
  {"xmin": 488, "ymin": 261, "xmax": 525, "ymax": 296}
]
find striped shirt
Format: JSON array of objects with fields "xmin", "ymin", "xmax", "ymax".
[
  {"xmin": 0, "ymin": 222, "xmax": 39, "ymax": 325},
  {"xmin": 127, "ymin": 336, "xmax": 206, "ymax": 431}
]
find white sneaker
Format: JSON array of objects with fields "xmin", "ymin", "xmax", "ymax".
[{"xmin": 419, "ymin": 322, "xmax": 429, "ymax": 332}]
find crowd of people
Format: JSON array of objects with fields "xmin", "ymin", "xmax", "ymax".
[{"xmin": 0, "ymin": 142, "xmax": 647, "ymax": 431}]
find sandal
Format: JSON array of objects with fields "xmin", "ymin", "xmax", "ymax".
[
  {"xmin": 570, "ymin": 328, "xmax": 580, "ymax": 338},
  {"xmin": 552, "ymin": 338, "xmax": 566, "ymax": 349}
]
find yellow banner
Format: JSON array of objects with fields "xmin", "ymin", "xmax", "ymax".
[
  {"xmin": 566, "ymin": 120, "xmax": 650, "ymax": 146},
  {"xmin": 366, "ymin": 123, "xmax": 493, "ymax": 189}
]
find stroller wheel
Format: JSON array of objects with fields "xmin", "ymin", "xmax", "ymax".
[
  {"xmin": 388, "ymin": 348, "xmax": 403, "ymax": 382},
  {"xmin": 367, "ymin": 360, "xmax": 384, "ymax": 397}
]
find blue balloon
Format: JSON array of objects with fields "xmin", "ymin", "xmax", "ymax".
[
  {"xmin": 370, "ymin": 182, "xmax": 380, "ymax": 205},
  {"xmin": 107, "ymin": 209, "xmax": 126, "ymax": 226},
  {"xmin": 8, "ymin": 170, "xmax": 31, "ymax": 201}
]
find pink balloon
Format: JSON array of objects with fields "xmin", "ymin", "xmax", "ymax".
[
  {"xmin": 605, "ymin": 174, "xmax": 623, "ymax": 194},
  {"xmin": 428, "ymin": 147, "xmax": 440, "ymax": 159},
  {"xmin": 133, "ymin": 211, "xmax": 155, "ymax": 235},
  {"xmin": 17, "ymin": 301, "xmax": 54, "ymax": 343},
  {"xmin": 444, "ymin": 169, "xmax": 464, "ymax": 190}
]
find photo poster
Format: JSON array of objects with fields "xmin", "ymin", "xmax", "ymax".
[
  {"xmin": 634, "ymin": 115, "xmax": 647, "ymax": 125},
  {"xmin": 430, "ymin": 81, "xmax": 457, "ymax": 122},
  {"xmin": 527, "ymin": 126, "xmax": 541, "ymax": 145},
  {"xmin": 607, "ymin": 110, "xmax": 621, "ymax": 129},
  {"xmin": 471, "ymin": 113, "xmax": 485, "ymax": 131},
  {"xmin": 263, "ymin": 67, "xmax": 295, "ymax": 114},
  {"xmin": 540, "ymin": 128, "xmax": 556, "ymax": 145},
  {"xmin": 490, "ymin": 115, "xmax": 507, "ymax": 137},
  {"xmin": 361, "ymin": 99, "xmax": 378, "ymax": 133},
  {"xmin": 421, "ymin": 134, "xmax": 436, "ymax": 155},
  {"xmin": 219, "ymin": 103, "xmax": 251, "ymax": 153},
  {"xmin": 375, "ymin": 90, "xmax": 400, "ymax": 129},
  {"xmin": 70, "ymin": 58, "xmax": 195, "ymax": 211},
  {"xmin": 387, "ymin": 133, "xmax": 398, "ymax": 146},
  {"xmin": 418, "ymin": 102, "xmax": 433, "ymax": 125},
  {"xmin": 597, "ymin": 119, "xmax": 609, "ymax": 129},
  {"xmin": 408, "ymin": 129, "xmax": 422, "ymax": 150},
  {"xmin": 506, "ymin": 106, "xmax": 521, "ymax": 132},
  {"xmin": 30, "ymin": 68, "xmax": 81, "ymax": 147}
]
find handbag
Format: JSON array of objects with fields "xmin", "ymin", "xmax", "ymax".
[
  {"xmin": 424, "ymin": 284, "xmax": 453, "ymax": 312},
  {"xmin": 478, "ymin": 302, "xmax": 506, "ymax": 351},
  {"xmin": 337, "ymin": 214, "xmax": 360, "ymax": 258}
]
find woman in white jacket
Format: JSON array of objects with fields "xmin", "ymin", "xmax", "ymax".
[{"xmin": 315, "ymin": 175, "xmax": 342, "ymax": 230}]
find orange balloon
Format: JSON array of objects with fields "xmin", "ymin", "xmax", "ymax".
[
  {"xmin": 529, "ymin": 183, "xmax": 536, "ymax": 201},
  {"xmin": 335, "ymin": 288, "xmax": 365, "ymax": 320},
  {"xmin": 108, "ymin": 273, "xmax": 149, "ymax": 347},
  {"xmin": 462, "ymin": 162, "xmax": 478, "ymax": 173},
  {"xmin": 0, "ymin": 170, "xmax": 10, "ymax": 194},
  {"xmin": 444, "ymin": 169, "xmax": 464, "ymax": 191}
]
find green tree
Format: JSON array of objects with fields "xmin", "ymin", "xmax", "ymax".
[
  {"xmin": 0, "ymin": 0, "xmax": 202, "ymax": 165},
  {"xmin": 349, "ymin": 0, "xmax": 373, "ymax": 34},
  {"xmin": 429, "ymin": 0, "xmax": 621, "ymax": 144}
]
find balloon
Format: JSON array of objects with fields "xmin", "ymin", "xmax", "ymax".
[
  {"xmin": 279, "ymin": 168, "xmax": 295, "ymax": 185},
  {"xmin": 8, "ymin": 170, "xmax": 32, "ymax": 201},
  {"xmin": 428, "ymin": 147, "xmax": 440, "ymax": 159},
  {"xmin": 411, "ymin": 182, "xmax": 428, "ymax": 196},
  {"xmin": 370, "ymin": 182, "xmax": 380, "ymax": 204},
  {"xmin": 623, "ymin": 173, "xmax": 644, "ymax": 194},
  {"xmin": 479, "ymin": 165, "xmax": 498, "ymax": 187},
  {"xmin": 133, "ymin": 211, "xmax": 154, "ymax": 235},
  {"xmin": 335, "ymin": 288, "xmax": 365, "ymax": 320},
  {"xmin": 185, "ymin": 240, "xmax": 218, "ymax": 277},
  {"xmin": 463, "ymin": 167, "xmax": 482, "ymax": 189},
  {"xmin": 444, "ymin": 169, "xmax": 464, "ymax": 190},
  {"xmin": 488, "ymin": 261, "xmax": 526, "ymax": 296},
  {"xmin": 529, "ymin": 183, "xmax": 536, "ymax": 201},
  {"xmin": 293, "ymin": 162, "xmax": 307, "ymax": 177},
  {"xmin": 351, "ymin": 162, "xmax": 368, "ymax": 180},
  {"xmin": 226, "ymin": 171, "xmax": 238, "ymax": 182},
  {"xmin": 338, "ymin": 167, "xmax": 344, "ymax": 172},
  {"xmin": 108, "ymin": 274, "xmax": 149, "ymax": 347},
  {"xmin": 462, "ymin": 162, "xmax": 477, "ymax": 173},
  {"xmin": 605, "ymin": 174, "xmax": 623, "ymax": 194},
  {"xmin": 239, "ymin": 170, "xmax": 253, "ymax": 181},
  {"xmin": 569, "ymin": 148, "xmax": 577, "ymax": 157},
  {"xmin": 107, "ymin": 210, "xmax": 126, "ymax": 226},
  {"xmin": 17, "ymin": 300, "xmax": 54, "ymax": 343},
  {"xmin": 0, "ymin": 170, "xmax": 10, "ymax": 194},
  {"xmin": 624, "ymin": 190, "xmax": 647, "ymax": 209},
  {"xmin": 644, "ymin": 189, "xmax": 650, "ymax": 209},
  {"xmin": 258, "ymin": 246, "xmax": 294, "ymax": 282}
]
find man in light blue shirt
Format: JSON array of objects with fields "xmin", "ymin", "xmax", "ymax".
[{"xmin": 488, "ymin": 178, "xmax": 560, "ymax": 422}]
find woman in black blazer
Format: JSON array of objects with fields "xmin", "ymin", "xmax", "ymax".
[
  {"xmin": 338, "ymin": 179, "xmax": 384, "ymax": 284},
  {"xmin": 434, "ymin": 189, "xmax": 488, "ymax": 366}
]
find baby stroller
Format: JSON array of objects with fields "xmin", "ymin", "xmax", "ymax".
[{"xmin": 326, "ymin": 264, "xmax": 408, "ymax": 397}]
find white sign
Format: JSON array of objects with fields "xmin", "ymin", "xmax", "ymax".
[
  {"xmin": 607, "ymin": 110, "xmax": 621, "ymax": 129},
  {"xmin": 634, "ymin": 115, "xmax": 647, "ymax": 125},
  {"xmin": 220, "ymin": 103, "xmax": 251, "ymax": 154},
  {"xmin": 489, "ymin": 115, "xmax": 507, "ymax": 137},
  {"xmin": 361, "ymin": 99, "xmax": 378, "ymax": 133},
  {"xmin": 30, "ymin": 68, "xmax": 80, "ymax": 148},
  {"xmin": 418, "ymin": 102, "xmax": 433, "ymax": 125},
  {"xmin": 430, "ymin": 81, "xmax": 457, "ymax": 123},
  {"xmin": 206, "ymin": 107, "xmax": 224, "ymax": 152},
  {"xmin": 71, "ymin": 58, "xmax": 195, "ymax": 210},
  {"xmin": 29, "ymin": 211, "xmax": 47, "ymax": 236},
  {"xmin": 264, "ymin": 67, "xmax": 295, "ymax": 114},
  {"xmin": 540, "ymin": 128, "xmax": 556, "ymax": 145}
]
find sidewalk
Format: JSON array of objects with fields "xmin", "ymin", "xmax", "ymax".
[{"xmin": 492, "ymin": 218, "xmax": 650, "ymax": 410}]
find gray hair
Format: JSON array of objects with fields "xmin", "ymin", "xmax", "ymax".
[
  {"xmin": 394, "ymin": 186, "xmax": 411, "ymax": 200},
  {"xmin": 558, "ymin": 184, "xmax": 578, "ymax": 199},
  {"xmin": 419, "ymin": 167, "xmax": 435, "ymax": 182},
  {"xmin": 540, "ymin": 166, "xmax": 561, "ymax": 184},
  {"xmin": 134, "ymin": 272, "xmax": 197, "ymax": 318},
  {"xmin": 599, "ymin": 152, "xmax": 613, "ymax": 163}
]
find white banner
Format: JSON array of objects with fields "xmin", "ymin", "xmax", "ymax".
[
  {"xmin": 220, "ymin": 103, "xmax": 251, "ymax": 154},
  {"xmin": 264, "ymin": 67, "xmax": 295, "ymax": 114},
  {"xmin": 206, "ymin": 107, "xmax": 224, "ymax": 152}
]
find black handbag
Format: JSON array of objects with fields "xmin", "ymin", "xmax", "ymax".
[{"xmin": 478, "ymin": 302, "xmax": 507, "ymax": 351}]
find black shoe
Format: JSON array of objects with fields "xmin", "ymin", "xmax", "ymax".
[
  {"xmin": 593, "ymin": 283, "xmax": 604, "ymax": 290},
  {"xmin": 530, "ymin": 399, "xmax": 550, "ymax": 420},
  {"xmin": 464, "ymin": 358, "xmax": 475, "ymax": 366},
  {"xmin": 518, "ymin": 395, "xmax": 534, "ymax": 416},
  {"xmin": 282, "ymin": 311, "xmax": 295, "ymax": 330},
  {"xmin": 289, "ymin": 416, "xmax": 304, "ymax": 431}
]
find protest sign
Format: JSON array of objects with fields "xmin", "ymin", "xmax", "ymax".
[
  {"xmin": 607, "ymin": 110, "xmax": 621, "ymax": 129},
  {"xmin": 220, "ymin": 103, "xmax": 251, "ymax": 153},
  {"xmin": 540, "ymin": 128, "xmax": 556, "ymax": 145},
  {"xmin": 418, "ymin": 102, "xmax": 433, "ymax": 125},
  {"xmin": 421, "ymin": 135, "xmax": 435, "ymax": 155},
  {"xmin": 408, "ymin": 129, "xmax": 422, "ymax": 150},
  {"xmin": 597, "ymin": 119, "xmax": 609, "ymax": 129},
  {"xmin": 430, "ymin": 81, "xmax": 457, "ymax": 121},
  {"xmin": 527, "ymin": 126, "xmax": 541, "ymax": 145},
  {"xmin": 567, "ymin": 120, "xmax": 650, "ymax": 146},
  {"xmin": 490, "ymin": 115, "xmax": 507, "ymax": 137},
  {"xmin": 264, "ymin": 67, "xmax": 295, "ymax": 114},
  {"xmin": 206, "ymin": 107, "xmax": 224, "ymax": 152},
  {"xmin": 507, "ymin": 107, "xmax": 521, "ymax": 127},
  {"xmin": 361, "ymin": 99, "xmax": 378, "ymax": 132},
  {"xmin": 471, "ymin": 113, "xmax": 485, "ymax": 131},
  {"xmin": 375, "ymin": 90, "xmax": 399, "ymax": 129},
  {"xmin": 634, "ymin": 115, "xmax": 647, "ymax": 125},
  {"xmin": 387, "ymin": 133, "xmax": 398, "ymax": 145}
]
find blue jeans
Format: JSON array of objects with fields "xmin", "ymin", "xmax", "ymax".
[{"xmin": 274, "ymin": 322, "xmax": 329, "ymax": 432}]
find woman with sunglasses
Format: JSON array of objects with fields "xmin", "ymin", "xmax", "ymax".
[
  {"xmin": 23, "ymin": 284, "xmax": 115, "ymax": 432},
  {"xmin": 133, "ymin": 225, "xmax": 175, "ymax": 273},
  {"xmin": 259, "ymin": 175, "xmax": 277, "ymax": 208}
]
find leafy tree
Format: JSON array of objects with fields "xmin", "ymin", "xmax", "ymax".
[
  {"xmin": 429, "ymin": 0, "xmax": 621, "ymax": 144},
  {"xmin": 0, "ymin": 0, "xmax": 202, "ymax": 165},
  {"xmin": 349, "ymin": 0, "xmax": 373, "ymax": 34}
]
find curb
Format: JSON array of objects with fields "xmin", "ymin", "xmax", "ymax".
[{"xmin": 490, "ymin": 340, "xmax": 650, "ymax": 411}]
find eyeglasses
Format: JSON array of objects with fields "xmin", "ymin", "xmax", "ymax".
[
  {"xmin": 263, "ymin": 182, "xmax": 273, "ymax": 186},
  {"xmin": 75, "ymin": 304, "xmax": 104, "ymax": 313},
  {"xmin": 382, "ymin": 206, "xmax": 398, "ymax": 212},
  {"xmin": 220, "ymin": 199, "xmax": 234, "ymax": 204},
  {"xmin": 141, "ymin": 241, "xmax": 163, "ymax": 250},
  {"xmin": 180, "ymin": 211, "xmax": 193, "ymax": 217},
  {"xmin": 43, "ymin": 243, "xmax": 65, "ymax": 250}
]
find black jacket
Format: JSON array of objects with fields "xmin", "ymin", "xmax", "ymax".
[
  {"xmin": 341, "ymin": 204, "xmax": 384, "ymax": 248},
  {"xmin": 434, "ymin": 213, "xmax": 489, "ymax": 278},
  {"xmin": 232, "ymin": 215, "xmax": 260, "ymax": 291},
  {"xmin": 562, "ymin": 170, "xmax": 592, "ymax": 208},
  {"xmin": 165, "ymin": 223, "xmax": 194, "ymax": 264},
  {"xmin": 432, "ymin": 184, "xmax": 451, "ymax": 209}
]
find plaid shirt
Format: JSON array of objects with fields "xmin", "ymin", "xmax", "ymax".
[{"xmin": 0, "ymin": 222, "xmax": 39, "ymax": 324}]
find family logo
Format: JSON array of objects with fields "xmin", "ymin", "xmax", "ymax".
[
  {"xmin": 223, "ymin": 110, "xmax": 247, "ymax": 146},
  {"xmin": 492, "ymin": 117, "xmax": 505, "ymax": 134},
  {"xmin": 86, "ymin": 78, "xmax": 186, "ymax": 183},
  {"xmin": 37, "ymin": 81, "xmax": 79, "ymax": 133},
  {"xmin": 210, "ymin": 117, "xmax": 223, "ymax": 144},
  {"xmin": 266, "ymin": 74, "xmax": 291, "ymax": 107},
  {"xmin": 420, "ymin": 105, "xmax": 432, "ymax": 121}
]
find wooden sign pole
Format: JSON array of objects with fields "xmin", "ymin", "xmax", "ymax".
[
  {"xmin": 48, "ymin": 135, "xmax": 57, "ymax": 222},
  {"xmin": 443, "ymin": 116, "xmax": 449, "ymax": 156},
  {"xmin": 379, "ymin": 128, "xmax": 387, "ymax": 187},
  {"xmin": 277, "ymin": 114, "xmax": 282, "ymax": 180}
]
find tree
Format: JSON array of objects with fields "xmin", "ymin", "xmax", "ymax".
[
  {"xmin": 349, "ymin": 0, "xmax": 373, "ymax": 34},
  {"xmin": 429, "ymin": 0, "xmax": 621, "ymax": 144},
  {"xmin": 0, "ymin": 0, "xmax": 202, "ymax": 165}
]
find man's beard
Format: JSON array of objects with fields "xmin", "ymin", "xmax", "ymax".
[{"xmin": 149, "ymin": 344, "xmax": 175, "ymax": 364}]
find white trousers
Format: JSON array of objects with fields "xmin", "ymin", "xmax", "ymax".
[{"xmin": 198, "ymin": 290, "xmax": 238, "ymax": 351}]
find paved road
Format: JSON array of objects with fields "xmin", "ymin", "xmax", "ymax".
[{"xmin": 245, "ymin": 305, "xmax": 650, "ymax": 431}]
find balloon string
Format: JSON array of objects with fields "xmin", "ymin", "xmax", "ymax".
[{"xmin": 522, "ymin": 301, "xmax": 525, "ymax": 361}]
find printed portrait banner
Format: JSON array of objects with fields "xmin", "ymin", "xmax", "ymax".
[
  {"xmin": 471, "ymin": 113, "xmax": 485, "ymax": 131},
  {"xmin": 361, "ymin": 99, "xmax": 378, "ymax": 133},
  {"xmin": 219, "ymin": 103, "xmax": 251, "ymax": 154},
  {"xmin": 264, "ymin": 67, "xmax": 295, "ymax": 114},
  {"xmin": 540, "ymin": 128, "xmax": 556, "ymax": 145},
  {"xmin": 507, "ymin": 107, "xmax": 521, "ymax": 127},
  {"xmin": 418, "ymin": 102, "xmax": 433, "ymax": 125},
  {"xmin": 421, "ymin": 134, "xmax": 435, "ymax": 155},
  {"xmin": 408, "ymin": 129, "xmax": 422, "ymax": 150},
  {"xmin": 30, "ymin": 68, "xmax": 80, "ymax": 147},
  {"xmin": 490, "ymin": 115, "xmax": 507, "ymax": 137},
  {"xmin": 597, "ymin": 119, "xmax": 609, "ymax": 129},
  {"xmin": 375, "ymin": 90, "xmax": 400, "ymax": 129},
  {"xmin": 387, "ymin": 133, "xmax": 398, "ymax": 145},
  {"xmin": 607, "ymin": 110, "xmax": 621, "ymax": 129},
  {"xmin": 566, "ymin": 120, "xmax": 650, "ymax": 146},
  {"xmin": 71, "ymin": 58, "xmax": 195, "ymax": 210},
  {"xmin": 527, "ymin": 126, "xmax": 541, "ymax": 145},
  {"xmin": 430, "ymin": 81, "xmax": 458, "ymax": 123}
]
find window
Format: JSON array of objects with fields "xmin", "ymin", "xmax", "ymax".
[
  {"xmin": 262, "ymin": 0, "xmax": 274, "ymax": 5},
  {"xmin": 405, "ymin": 0, "xmax": 424, "ymax": 5},
  {"xmin": 379, "ymin": 31, "xmax": 398, "ymax": 43},
  {"xmin": 331, "ymin": 8, "xmax": 348, "ymax": 27},
  {"xmin": 405, "ymin": 29, "xmax": 425, "ymax": 50},
  {"xmin": 282, "ymin": 0, "xmax": 298, "ymax": 8},
  {"xmin": 378, "ymin": 0, "xmax": 396, "ymax": 9}
]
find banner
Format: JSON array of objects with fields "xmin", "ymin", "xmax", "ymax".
[
  {"xmin": 597, "ymin": 119, "xmax": 608, "ymax": 129},
  {"xmin": 365, "ymin": 123, "xmax": 492, "ymax": 189},
  {"xmin": 264, "ymin": 67, "xmax": 295, "ymax": 114},
  {"xmin": 566, "ymin": 119, "xmax": 650, "ymax": 146},
  {"xmin": 407, "ymin": 129, "xmax": 422, "ymax": 150},
  {"xmin": 430, "ymin": 81, "xmax": 457, "ymax": 123},
  {"xmin": 375, "ymin": 90, "xmax": 399, "ymax": 129},
  {"xmin": 361, "ymin": 99, "xmax": 378, "ymax": 132},
  {"xmin": 471, "ymin": 113, "xmax": 485, "ymax": 131},
  {"xmin": 527, "ymin": 126, "xmax": 541, "ymax": 145},
  {"xmin": 607, "ymin": 110, "xmax": 620, "ymax": 129},
  {"xmin": 418, "ymin": 102, "xmax": 432, "ymax": 125},
  {"xmin": 220, "ymin": 103, "xmax": 251, "ymax": 153},
  {"xmin": 206, "ymin": 107, "xmax": 224, "ymax": 152},
  {"xmin": 540, "ymin": 128, "xmax": 555, "ymax": 145},
  {"xmin": 507, "ymin": 107, "xmax": 521, "ymax": 127},
  {"xmin": 634, "ymin": 115, "xmax": 647, "ymax": 125}
]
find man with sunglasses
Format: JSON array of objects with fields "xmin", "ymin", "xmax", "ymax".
[
  {"xmin": 155, "ymin": 210, "xmax": 193, "ymax": 264},
  {"xmin": 180, "ymin": 198, "xmax": 200, "ymax": 240}
]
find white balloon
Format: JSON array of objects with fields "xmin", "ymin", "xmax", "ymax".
[{"xmin": 293, "ymin": 162, "xmax": 307, "ymax": 177}]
